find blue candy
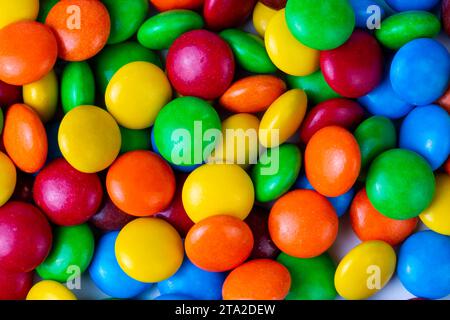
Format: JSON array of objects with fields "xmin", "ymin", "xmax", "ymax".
[
  {"xmin": 390, "ymin": 38, "xmax": 450, "ymax": 106},
  {"xmin": 89, "ymin": 232, "xmax": 151, "ymax": 299},
  {"xmin": 397, "ymin": 230, "xmax": 450, "ymax": 299},
  {"xmin": 158, "ymin": 257, "xmax": 226, "ymax": 300},
  {"xmin": 385, "ymin": 0, "xmax": 440, "ymax": 11},
  {"xmin": 400, "ymin": 105, "xmax": 450, "ymax": 170},
  {"xmin": 349, "ymin": 0, "xmax": 387, "ymax": 28}
]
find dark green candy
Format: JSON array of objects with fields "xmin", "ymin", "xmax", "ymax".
[
  {"xmin": 287, "ymin": 70, "xmax": 341, "ymax": 104},
  {"xmin": 37, "ymin": 0, "xmax": 58, "ymax": 23},
  {"xmin": 138, "ymin": 10, "xmax": 204, "ymax": 50},
  {"xmin": 61, "ymin": 62, "xmax": 96, "ymax": 114},
  {"xmin": 120, "ymin": 126, "xmax": 152, "ymax": 153},
  {"xmin": 252, "ymin": 144, "xmax": 301, "ymax": 202}
]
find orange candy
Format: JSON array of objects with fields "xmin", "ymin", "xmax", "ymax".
[
  {"xmin": 3, "ymin": 104, "xmax": 47, "ymax": 173},
  {"xmin": 106, "ymin": 150, "xmax": 176, "ymax": 217},
  {"xmin": 219, "ymin": 75, "xmax": 287, "ymax": 113},
  {"xmin": 350, "ymin": 188, "xmax": 418, "ymax": 246},
  {"xmin": 222, "ymin": 259, "xmax": 291, "ymax": 300},
  {"xmin": 269, "ymin": 189, "xmax": 338, "ymax": 258},
  {"xmin": 305, "ymin": 126, "xmax": 361, "ymax": 197},
  {"xmin": 150, "ymin": 0, "xmax": 204, "ymax": 11},
  {"xmin": 0, "ymin": 21, "xmax": 57, "ymax": 85},
  {"xmin": 185, "ymin": 215, "xmax": 254, "ymax": 272},
  {"xmin": 46, "ymin": 0, "xmax": 110, "ymax": 61}
]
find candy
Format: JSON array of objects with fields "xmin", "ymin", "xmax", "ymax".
[
  {"xmin": 90, "ymin": 197, "xmax": 135, "ymax": 232},
  {"xmin": 3, "ymin": 104, "xmax": 48, "ymax": 173},
  {"xmin": 320, "ymin": 30, "xmax": 383, "ymax": 98},
  {"xmin": 285, "ymin": 0, "xmax": 355, "ymax": 50},
  {"xmin": 185, "ymin": 215, "xmax": 253, "ymax": 272},
  {"xmin": 0, "ymin": 269, "xmax": 32, "ymax": 300},
  {"xmin": 119, "ymin": 127, "xmax": 152, "ymax": 154},
  {"xmin": 115, "ymin": 218, "xmax": 184, "ymax": 283},
  {"xmin": 0, "ymin": 152, "xmax": 16, "ymax": 207},
  {"xmin": 399, "ymin": 105, "xmax": 450, "ymax": 170},
  {"xmin": 287, "ymin": 71, "xmax": 341, "ymax": 105},
  {"xmin": 0, "ymin": 21, "xmax": 57, "ymax": 86},
  {"xmin": 23, "ymin": 70, "xmax": 58, "ymax": 123},
  {"xmin": 37, "ymin": 224, "xmax": 94, "ymax": 282},
  {"xmin": 37, "ymin": 0, "xmax": 58, "ymax": 23},
  {"xmin": 252, "ymin": 2, "xmax": 278, "ymax": 38},
  {"xmin": 0, "ymin": 202, "xmax": 52, "ymax": 273},
  {"xmin": 220, "ymin": 75, "xmax": 286, "ymax": 113},
  {"xmin": 265, "ymin": 10, "xmax": 319, "ymax": 76},
  {"xmin": 222, "ymin": 259, "xmax": 291, "ymax": 300},
  {"xmin": 335, "ymin": 241, "xmax": 396, "ymax": 300},
  {"xmin": 26, "ymin": 280, "xmax": 76, "ymax": 300},
  {"xmin": 305, "ymin": 126, "xmax": 361, "ymax": 197},
  {"xmin": 138, "ymin": 10, "xmax": 204, "ymax": 50},
  {"xmin": 106, "ymin": 61, "xmax": 172, "ymax": 129},
  {"xmin": 437, "ymin": 85, "xmax": 450, "ymax": 113},
  {"xmin": 385, "ymin": 0, "xmax": 440, "ymax": 11},
  {"xmin": 444, "ymin": 0, "xmax": 450, "ymax": 36},
  {"xmin": 397, "ymin": 230, "xmax": 450, "ymax": 299},
  {"xmin": 259, "ymin": 89, "xmax": 307, "ymax": 148},
  {"xmin": 46, "ymin": 0, "xmax": 111, "ymax": 61},
  {"xmin": 390, "ymin": 38, "xmax": 450, "ymax": 106},
  {"xmin": 167, "ymin": 30, "xmax": 235, "ymax": 100},
  {"xmin": 89, "ymin": 232, "xmax": 150, "ymax": 299},
  {"xmin": 220, "ymin": 29, "xmax": 276, "ymax": 73},
  {"xmin": 349, "ymin": 0, "xmax": 386, "ymax": 28},
  {"xmin": 33, "ymin": 158, "xmax": 103, "ymax": 226},
  {"xmin": 277, "ymin": 253, "xmax": 337, "ymax": 300},
  {"xmin": 182, "ymin": 164, "xmax": 254, "ymax": 223},
  {"xmin": 260, "ymin": 0, "xmax": 286, "ymax": 10},
  {"xmin": 0, "ymin": 0, "xmax": 39, "ymax": 29},
  {"xmin": 58, "ymin": 105, "xmax": 121, "ymax": 173},
  {"xmin": 150, "ymin": 0, "xmax": 204, "ymax": 11},
  {"xmin": 61, "ymin": 62, "xmax": 95, "ymax": 114},
  {"xmin": 204, "ymin": 0, "xmax": 256, "ymax": 30},
  {"xmin": 366, "ymin": 149, "xmax": 435, "ymax": 220},
  {"xmin": 252, "ymin": 144, "xmax": 301, "ymax": 202},
  {"xmin": 269, "ymin": 190, "xmax": 338, "ymax": 258},
  {"xmin": 0, "ymin": 80, "xmax": 22, "ymax": 107}
]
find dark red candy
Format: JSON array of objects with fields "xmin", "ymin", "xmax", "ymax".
[
  {"xmin": 443, "ymin": 0, "xmax": 450, "ymax": 36},
  {"xmin": 300, "ymin": 98, "xmax": 365, "ymax": 144},
  {"xmin": 0, "ymin": 202, "xmax": 52, "ymax": 272},
  {"xmin": 260, "ymin": 0, "xmax": 286, "ymax": 9},
  {"xmin": 204, "ymin": 0, "xmax": 257, "ymax": 30},
  {"xmin": 244, "ymin": 207, "xmax": 280, "ymax": 260},
  {"xmin": 167, "ymin": 30, "xmax": 235, "ymax": 100},
  {"xmin": 11, "ymin": 171, "xmax": 34, "ymax": 203},
  {"xmin": 90, "ymin": 197, "xmax": 135, "ymax": 231},
  {"xmin": 33, "ymin": 158, "xmax": 103, "ymax": 226},
  {"xmin": 0, "ymin": 80, "xmax": 21, "ymax": 108},
  {"xmin": 320, "ymin": 30, "xmax": 383, "ymax": 98},
  {"xmin": 0, "ymin": 269, "xmax": 33, "ymax": 300}
]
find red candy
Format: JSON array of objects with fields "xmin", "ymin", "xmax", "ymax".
[
  {"xmin": 300, "ymin": 98, "xmax": 365, "ymax": 144},
  {"xmin": 90, "ymin": 197, "xmax": 135, "ymax": 232},
  {"xmin": 0, "ymin": 269, "xmax": 33, "ymax": 300},
  {"xmin": 33, "ymin": 158, "xmax": 103, "ymax": 226},
  {"xmin": 0, "ymin": 80, "xmax": 22, "ymax": 108},
  {"xmin": 11, "ymin": 172, "xmax": 34, "ymax": 203},
  {"xmin": 260, "ymin": 0, "xmax": 286, "ymax": 9},
  {"xmin": 320, "ymin": 30, "xmax": 383, "ymax": 98},
  {"xmin": 204, "ymin": 0, "xmax": 257, "ymax": 30},
  {"xmin": 443, "ymin": 0, "xmax": 450, "ymax": 36},
  {"xmin": 167, "ymin": 30, "xmax": 235, "ymax": 100},
  {"xmin": 0, "ymin": 202, "xmax": 52, "ymax": 272}
]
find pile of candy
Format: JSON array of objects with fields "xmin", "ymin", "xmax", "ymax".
[{"xmin": 0, "ymin": 0, "xmax": 449, "ymax": 301}]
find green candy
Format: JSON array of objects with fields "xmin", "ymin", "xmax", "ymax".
[
  {"xmin": 37, "ymin": 0, "xmax": 58, "ymax": 23},
  {"xmin": 366, "ymin": 149, "xmax": 435, "ymax": 220},
  {"xmin": 354, "ymin": 116, "xmax": 397, "ymax": 169},
  {"xmin": 252, "ymin": 144, "xmax": 301, "ymax": 203},
  {"xmin": 220, "ymin": 29, "xmax": 277, "ymax": 74},
  {"xmin": 376, "ymin": 11, "xmax": 441, "ymax": 50},
  {"xmin": 94, "ymin": 42, "xmax": 162, "ymax": 95},
  {"xmin": 277, "ymin": 252, "xmax": 337, "ymax": 300},
  {"xmin": 61, "ymin": 62, "xmax": 96, "ymax": 114},
  {"xmin": 0, "ymin": 108, "xmax": 3, "ymax": 134},
  {"xmin": 287, "ymin": 71, "xmax": 341, "ymax": 104},
  {"xmin": 37, "ymin": 224, "xmax": 95, "ymax": 282},
  {"xmin": 153, "ymin": 97, "xmax": 221, "ymax": 167},
  {"xmin": 138, "ymin": 10, "xmax": 204, "ymax": 50},
  {"xmin": 103, "ymin": 0, "xmax": 149, "ymax": 45},
  {"xmin": 120, "ymin": 126, "xmax": 151, "ymax": 153},
  {"xmin": 286, "ymin": 0, "xmax": 355, "ymax": 50}
]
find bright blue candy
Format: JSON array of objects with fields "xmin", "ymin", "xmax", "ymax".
[
  {"xmin": 349, "ymin": 0, "xmax": 386, "ymax": 28},
  {"xmin": 294, "ymin": 174, "xmax": 354, "ymax": 217},
  {"xmin": 397, "ymin": 230, "xmax": 450, "ymax": 299},
  {"xmin": 358, "ymin": 75, "xmax": 414, "ymax": 119},
  {"xmin": 390, "ymin": 38, "xmax": 450, "ymax": 106},
  {"xmin": 89, "ymin": 232, "xmax": 151, "ymax": 299},
  {"xmin": 400, "ymin": 105, "xmax": 450, "ymax": 170},
  {"xmin": 155, "ymin": 294, "xmax": 195, "ymax": 300},
  {"xmin": 385, "ymin": 0, "xmax": 440, "ymax": 11},
  {"xmin": 158, "ymin": 257, "xmax": 226, "ymax": 300},
  {"xmin": 45, "ymin": 121, "xmax": 62, "ymax": 162}
]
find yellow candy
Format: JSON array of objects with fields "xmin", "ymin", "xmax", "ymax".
[
  {"xmin": 182, "ymin": 164, "xmax": 255, "ymax": 223},
  {"xmin": 115, "ymin": 218, "xmax": 184, "ymax": 283},
  {"xmin": 259, "ymin": 89, "xmax": 307, "ymax": 148},
  {"xmin": 106, "ymin": 62, "xmax": 172, "ymax": 130},
  {"xmin": 265, "ymin": 9, "xmax": 319, "ymax": 76},
  {"xmin": 419, "ymin": 174, "xmax": 450, "ymax": 235},
  {"xmin": 26, "ymin": 280, "xmax": 77, "ymax": 300},
  {"xmin": 58, "ymin": 106, "xmax": 121, "ymax": 173},
  {"xmin": 253, "ymin": 2, "xmax": 278, "ymax": 38},
  {"xmin": 335, "ymin": 241, "xmax": 396, "ymax": 300},
  {"xmin": 210, "ymin": 113, "xmax": 260, "ymax": 166},
  {"xmin": 23, "ymin": 70, "xmax": 58, "ymax": 123},
  {"xmin": 0, "ymin": 151, "xmax": 16, "ymax": 206},
  {"xmin": 0, "ymin": 0, "xmax": 39, "ymax": 29}
]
